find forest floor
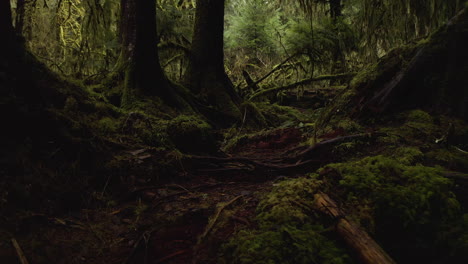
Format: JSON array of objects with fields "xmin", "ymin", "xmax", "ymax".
[
  {"xmin": 1, "ymin": 79, "xmax": 468, "ymax": 264},
  {"xmin": 1, "ymin": 118, "xmax": 312, "ymax": 264}
]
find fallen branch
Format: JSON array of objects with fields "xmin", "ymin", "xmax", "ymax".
[
  {"xmin": 11, "ymin": 238, "xmax": 30, "ymax": 264},
  {"xmin": 313, "ymin": 192, "xmax": 396, "ymax": 264},
  {"xmin": 198, "ymin": 195, "xmax": 244, "ymax": 242},
  {"xmin": 245, "ymin": 52, "xmax": 301, "ymax": 90},
  {"xmin": 249, "ymin": 72, "xmax": 356, "ymax": 100}
]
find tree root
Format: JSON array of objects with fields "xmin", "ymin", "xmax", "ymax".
[{"xmin": 187, "ymin": 132, "xmax": 384, "ymax": 176}]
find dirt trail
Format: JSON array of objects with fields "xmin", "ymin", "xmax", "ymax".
[{"xmin": 121, "ymin": 128, "xmax": 307, "ymax": 264}]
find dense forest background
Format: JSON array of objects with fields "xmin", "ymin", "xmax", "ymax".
[{"xmin": 1, "ymin": 0, "xmax": 468, "ymax": 263}]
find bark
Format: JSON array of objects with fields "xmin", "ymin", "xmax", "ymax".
[
  {"xmin": 0, "ymin": 0, "xmax": 14, "ymax": 57},
  {"xmin": 313, "ymin": 192, "xmax": 397, "ymax": 264},
  {"xmin": 186, "ymin": 0, "xmax": 242, "ymax": 121},
  {"xmin": 118, "ymin": 0, "xmax": 177, "ymax": 107}
]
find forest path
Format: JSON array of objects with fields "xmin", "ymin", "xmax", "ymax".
[{"xmin": 122, "ymin": 127, "xmax": 311, "ymax": 264}]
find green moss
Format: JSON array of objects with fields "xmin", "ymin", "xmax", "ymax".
[
  {"xmin": 322, "ymin": 156, "xmax": 459, "ymax": 227},
  {"xmin": 392, "ymin": 146, "xmax": 424, "ymax": 165},
  {"xmin": 167, "ymin": 115, "xmax": 215, "ymax": 153},
  {"xmin": 240, "ymin": 102, "xmax": 268, "ymax": 127},
  {"xmin": 222, "ymin": 177, "xmax": 352, "ymax": 264},
  {"xmin": 97, "ymin": 117, "xmax": 119, "ymax": 134},
  {"xmin": 406, "ymin": 109, "xmax": 433, "ymax": 124},
  {"xmin": 256, "ymin": 102, "xmax": 308, "ymax": 126},
  {"xmin": 426, "ymin": 148, "xmax": 468, "ymax": 171},
  {"xmin": 223, "ymin": 224, "xmax": 351, "ymax": 264}
]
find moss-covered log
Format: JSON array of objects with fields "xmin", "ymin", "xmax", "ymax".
[
  {"xmin": 314, "ymin": 192, "xmax": 397, "ymax": 264},
  {"xmin": 353, "ymin": 6, "xmax": 468, "ymax": 121},
  {"xmin": 249, "ymin": 73, "xmax": 356, "ymax": 100}
]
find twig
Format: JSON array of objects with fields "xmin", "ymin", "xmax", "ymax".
[
  {"xmin": 198, "ymin": 195, "xmax": 244, "ymax": 242},
  {"xmin": 11, "ymin": 238, "xmax": 29, "ymax": 264}
]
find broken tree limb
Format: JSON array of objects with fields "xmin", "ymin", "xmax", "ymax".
[
  {"xmin": 11, "ymin": 238, "xmax": 30, "ymax": 264},
  {"xmin": 313, "ymin": 192, "xmax": 397, "ymax": 264},
  {"xmin": 249, "ymin": 72, "xmax": 356, "ymax": 100},
  {"xmin": 245, "ymin": 52, "xmax": 301, "ymax": 90}
]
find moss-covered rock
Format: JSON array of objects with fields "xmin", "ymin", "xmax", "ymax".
[{"xmin": 167, "ymin": 115, "xmax": 216, "ymax": 154}]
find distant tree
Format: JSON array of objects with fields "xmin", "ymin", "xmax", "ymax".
[{"xmin": 186, "ymin": 0, "xmax": 242, "ymax": 121}]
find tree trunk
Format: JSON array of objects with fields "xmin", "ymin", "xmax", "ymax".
[
  {"xmin": 118, "ymin": 0, "xmax": 176, "ymax": 107},
  {"xmin": 186, "ymin": 0, "xmax": 242, "ymax": 122},
  {"xmin": 329, "ymin": 0, "xmax": 346, "ymax": 84},
  {"xmin": 0, "ymin": 0, "xmax": 14, "ymax": 57}
]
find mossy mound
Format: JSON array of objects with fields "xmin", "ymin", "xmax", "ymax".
[
  {"xmin": 346, "ymin": 8, "xmax": 468, "ymax": 120},
  {"xmin": 223, "ymin": 148, "xmax": 468, "ymax": 264},
  {"xmin": 319, "ymin": 155, "xmax": 466, "ymax": 263},
  {"xmin": 222, "ymin": 177, "xmax": 352, "ymax": 264},
  {"xmin": 167, "ymin": 115, "xmax": 216, "ymax": 154}
]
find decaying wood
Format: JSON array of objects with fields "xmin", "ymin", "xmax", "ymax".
[
  {"xmin": 249, "ymin": 72, "xmax": 356, "ymax": 100},
  {"xmin": 11, "ymin": 238, "xmax": 30, "ymax": 264},
  {"xmin": 313, "ymin": 192, "xmax": 397, "ymax": 264}
]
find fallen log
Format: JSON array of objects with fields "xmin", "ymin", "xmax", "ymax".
[
  {"xmin": 313, "ymin": 192, "xmax": 396, "ymax": 264},
  {"xmin": 249, "ymin": 72, "xmax": 356, "ymax": 100}
]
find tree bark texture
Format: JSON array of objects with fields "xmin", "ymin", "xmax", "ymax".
[
  {"xmin": 186, "ymin": 0, "xmax": 241, "ymax": 121},
  {"xmin": 119, "ymin": 0, "xmax": 173, "ymax": 106}
]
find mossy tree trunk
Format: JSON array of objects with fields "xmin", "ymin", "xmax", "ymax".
[
  {"xmin": 186, "ymin": 0, "xmax": 242, "ymax": 122},
  {"xmin": 118, "ymin": 0, "xmax": 177, "ymax": 107}
]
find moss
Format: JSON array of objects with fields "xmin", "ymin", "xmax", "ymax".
[
  {"xmin": 240, "ymin": 102, "xmax": 268, "ymax": 127},
  {"xmin": 222, "ymin": 177, "xmax": 352, "ymax": 264},
  {"xmin": 395, "ymin": 146, "xmax": 424, "ymax": 165},
  {"xmin": 167, "ymin": 115, "xmax": 215, "ymax": 153},
  {"xmin": 97, "ymin": 117, "xmax": 119, "ymax": 135},
  {"xmin": 426, "ymin": 148, "xmax": 468, "ymax": 171},
  {"xmin": 223, "ymin": 224, "xmax": 351, "ymax": 264},
  {"xmin": 322, "ymin": 156, "xmax": 459, "ymax": 228},
  {"xmin": 221, "ymin": 129, "xmax": 272, "ymax": 153},
  {"xmin": 406, "ymin": 109, "xmax": 433, "ymax": 124},
  {"xmin": 256, "ymin": 102, "xmax": 308, "ymax": 126},
  {"xmin": 63, "ymin": 96, "xmax": 78, "ymax": 112}
]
